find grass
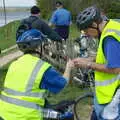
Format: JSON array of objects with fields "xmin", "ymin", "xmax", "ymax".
[
  {"xmin": 0, "ymin": 20, "xmax": 20, "ymax": 50},
  {"xmin": 0, "ymin": 21, "xmax": 20, "ymax": 90},
  {"xmin": 0, "ymin": 68, "xmax": 7, "ymax": 92},
  {"xmin": 0, "ymin": 63, "xmax": 11, "ymax": 92},
  {"xmin": 48, "ymin": 84, "xmax": 93, "ymax": 120},
  {"xmin": 0, "ymin": 21, "xmax": 79, "ymax": 51},
  {"xmin": 69, "ymin": 24, "xmax": 80, "ymax": 39}
]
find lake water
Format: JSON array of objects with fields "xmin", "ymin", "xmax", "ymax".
[{"xmin": 0, "ymin": 11, "xmax": 30, "ymax": 27}]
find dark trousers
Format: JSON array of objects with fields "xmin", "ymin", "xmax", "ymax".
[
  {"xmin": 55, "ymin": 25, "xmax": 69, "ymax": 40},
  {"xmin": 90, "ymin": 109, "xmax": 98, "ymax": 120}
]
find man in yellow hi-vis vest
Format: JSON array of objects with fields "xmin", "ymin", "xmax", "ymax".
[
  {"xmin": 0, "ymin": 29, "xmax": 74, "ymax": 120},
  {"xmin": 73, "ymin": 6, "xmax": 120, "ymax": 120}
]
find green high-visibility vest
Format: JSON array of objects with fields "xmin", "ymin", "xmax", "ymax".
[
  {"xmin": 95, "ymin": 19, "xmax": 120, "ymax": 104},
  {"xmin": 0, "ymin": 54, "xmax": 51, "ymax": 120}
]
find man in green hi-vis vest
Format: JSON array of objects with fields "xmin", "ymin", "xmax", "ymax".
[
  {"xmin": 0, "ymin": 29, "xmax": 75, "ymax": 120},
  {"xmin": 73, "ymin": 6, "xmax": 120, "ymax": 120}
]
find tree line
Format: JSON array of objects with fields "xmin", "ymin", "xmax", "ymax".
[{"xmin": 36, "ymin": 0, "xmax": 120, "ymax": 20}]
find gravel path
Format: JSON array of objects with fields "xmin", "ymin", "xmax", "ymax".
[{"xmin": 0, "ymin": 50, "xmax": 23, "ymax": 68}]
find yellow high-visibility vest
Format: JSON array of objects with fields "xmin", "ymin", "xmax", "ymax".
[
  {"xmin": 95, "ymin": 19, "xmax": 120, "ymax": 104},
  {"xmin": 0, "ymin": 54, "xmax": 51, "ymax": 120}
]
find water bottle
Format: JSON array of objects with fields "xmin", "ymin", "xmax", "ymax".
[
  {"xmin": 59, "ymin": 112, "xmax": 74, "ymax": 120},
  {"xmin": 102, "ymin": 89, "xmax": 120, "ymax": 119},
  {"xmin": 43, "ymin": 108, "xmax": 60, "ymax": 119}
]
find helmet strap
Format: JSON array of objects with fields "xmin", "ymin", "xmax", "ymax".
[
  {"xmin": 96, "ymin": 23, "xmax": 101, "ymax": 39},
  {"xmin": 90, "ymin": 24, "xmax": 101, "ymax": 39}
]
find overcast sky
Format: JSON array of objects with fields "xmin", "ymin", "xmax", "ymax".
[{"xmin": 0, "ymin": 0, "xmax": 36, "ymax": 7}]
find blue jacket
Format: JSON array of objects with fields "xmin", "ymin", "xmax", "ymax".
[{"xmin": 50, "ymin": 8, "xmax": 71, "ymax": 26}]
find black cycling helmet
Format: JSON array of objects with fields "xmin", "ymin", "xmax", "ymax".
[
  {"xmin": 76, "ymin": 6, "xmax": 102, "ymax": 30},
  {"xmin": 31, "ymin": 6, "xmax": 40, "ymax": 14},
  {"xmin": 17, "ymin": 29, "xmax": 46, "ymax": 53}
]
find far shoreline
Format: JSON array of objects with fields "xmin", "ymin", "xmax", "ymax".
[{"xmin": 0, "ymin": 7, "xmax": 30, "ymax": 12}]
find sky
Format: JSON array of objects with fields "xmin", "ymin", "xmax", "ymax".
[{"xmin": 0, "ymin": 0, "xmax": 36, "ymax": 7}]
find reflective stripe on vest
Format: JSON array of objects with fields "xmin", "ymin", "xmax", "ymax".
[
  {"xmin": 26, "ymin": 59, "xmax": 44, "ymax": 92},
  {"xmin": 0, "ymin": 94, "xmax": 41, "ymax": 110},
  {"xmin": 104, "ymin": 29, "xmax": 120, "ymax": 38},
  {"xmin": 3, "ymin": 59, "xmax": 46, "ymax": 98},
  {"xmin": 95, "ymin": 74, "xmax": 120, "ymax": 86},
  {"xmin": 3, "ymin": 88, "xmax": 44, "ymax": 97}
]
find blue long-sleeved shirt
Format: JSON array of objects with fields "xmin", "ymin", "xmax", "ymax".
[
  {"xmin": 49, "ymin": 8, "xmax": 71, "ymax": 26},
  {"xmin": 103, "ymin": 36, "xmax": 120, "ymax": 68},
  {"xmin": 40, "ymin": 67, "xmax": 67, "ymax": 94}
]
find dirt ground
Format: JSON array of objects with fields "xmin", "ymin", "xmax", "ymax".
[{"xmin": 0, "ymin": 50, "xmax": 23, "ymax": 68}]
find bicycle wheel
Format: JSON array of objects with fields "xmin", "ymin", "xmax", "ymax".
[{"xmin": 73, "ymin": 92, "xmax": 93, "ymax": 120}]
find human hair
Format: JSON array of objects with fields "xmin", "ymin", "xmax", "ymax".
[
  {"xmin": 31, "ymin": 6, "xmax": 40, "ymax": 14},
  {"xmin": 56, "ymin": 1, "xmax": 63, "ymax": 7}
]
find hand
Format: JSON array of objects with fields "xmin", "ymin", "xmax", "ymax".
[
  {"xmin": 73, "ymin": 57, "xmax": 93, "ymax": 63},
  {"xmin": 66, "ymin": 59, "xmax": 75, "ymax": 71},
  {"xmin": 63, "ymin": 59, "xmax": 75, "ymax": 82},
  {"xmin": 72, "ymin": 58, "xmax": 92, "ymax": 68}
]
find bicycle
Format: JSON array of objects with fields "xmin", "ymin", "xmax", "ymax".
[
  {"xmin": 38, "ymin": 37, "xmax": 95, "ymax": 119},
  {"xmin": 44, "ymin": 92, "xmax": 93, "ymax": 120},
  {"xmin": 41, "ymin": 38, "xmax": 68, "ymax": 71},
  {"xmin": 73, "ymin": 33, "xmax": 98, "ymax": 90},
  {"xmin": 40, "ymin": 35, "xmax": 97, "ymax": 90}
]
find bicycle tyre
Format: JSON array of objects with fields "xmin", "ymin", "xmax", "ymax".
[{"xmin": 73, "ymin": 92, "xmax": 94, "ymax": 120}]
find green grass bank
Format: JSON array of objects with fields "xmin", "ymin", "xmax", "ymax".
[{"xmin": 0, "ymin": 21, "xmax": 19, "ymax": 50}]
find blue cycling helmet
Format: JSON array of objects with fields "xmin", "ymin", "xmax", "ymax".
[
  {"xmin": 76, "ymin": 6, "xmax": 102, "ymax": 30},
  {"xmin": 17, "ymin": 29, "xmax": 46, "ymax": 53}
]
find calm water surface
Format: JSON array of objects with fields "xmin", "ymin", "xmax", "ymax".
[{"xmin": 0, "ymin": 11, "xmax": 30, "ymax": 27}]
